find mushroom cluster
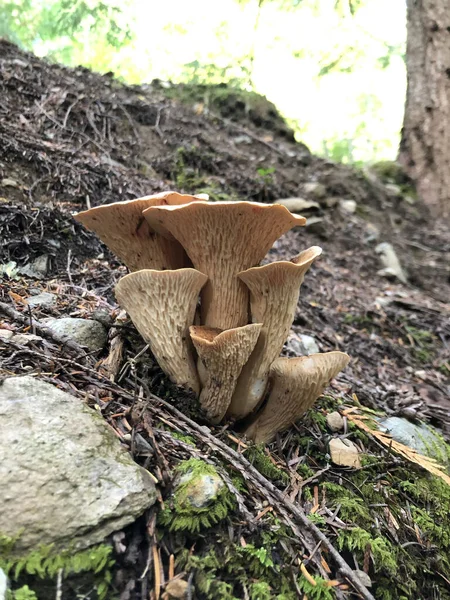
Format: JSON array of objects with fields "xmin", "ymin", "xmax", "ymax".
[{"xmin": 75, "ymin": 192, "xmax": 349, "ymax": 443}]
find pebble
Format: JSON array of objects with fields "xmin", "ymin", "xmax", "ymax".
[
  {"xmin": 27, "ymin": 292, "xmax": 56, "ymax": 308},
  {"xmin": 326, "ymin": 411, "xmax": 344, "ymax": 432},
  {"xmin": 329, "ymin": 438, "xmax": 361, "ymax": 468}
]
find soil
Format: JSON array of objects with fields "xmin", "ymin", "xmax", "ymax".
[{"xmin": 1, "ymin": 39, "xmax": 450, "ymax": 600}]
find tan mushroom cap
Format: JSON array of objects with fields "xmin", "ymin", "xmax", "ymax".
[
  {"xmin": 74, "ymin": 191, "xmax": 205, "ymax": 272},
  {"xmin": 190, "ymin": 323, "xmax": 262, "ymax": 424},
  {"xmin": 245, "ymin": 352, "xmax": 350, "ymax": 444},
  {"xmin": 227, "ymin": 246, "xmax": 323, "ymax": 420},
  {"xmin": 115, "ymin": 268, "xmax": 208, "ymax": 394},
  {"xmin": 143, "ymin": 201, "xmax": 306, "ymax": 330}
]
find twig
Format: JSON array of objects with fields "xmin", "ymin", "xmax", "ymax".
[
  {"xmin": 0, "ymin": 301, "xmax": 88, "ymax": 358},
  {"xmin": 143, "ymin": 393, "xmax": 376, "ymax": 600}
]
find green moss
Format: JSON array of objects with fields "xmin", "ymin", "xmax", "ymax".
[
  {"xmin": 245, "ymin": 445, "xmax": 290, "ymax": 485},
  {"xmin": 298, "ymin": 575, "xmax": 335, "ymax": 600},
  {"xmin": 158, "ymin": 458, "xmax": 235, "ymax": 532},
  {"xmin": 1, "ymin": 542, "xmax": 114, "ymax": 600},
  {"xmin": 7, "ymin": 586, "xmax": 38, "ymax": 600},
  {"xmin": 170, "ymin": 431, "xmax": 196, "ymax": 446}
]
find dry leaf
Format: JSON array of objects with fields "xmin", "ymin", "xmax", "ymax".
[{"xmin": 343, "ymin": 408, "xmax": 450, "ymax": 486}]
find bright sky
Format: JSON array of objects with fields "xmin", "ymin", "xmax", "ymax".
[{"xmin": 40, "ymin": 0, "xmax": 408, "ymax": 162}]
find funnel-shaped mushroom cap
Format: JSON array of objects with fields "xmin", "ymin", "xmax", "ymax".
[
  {"xmin": 190, "ymin": 323, "xmax": 262, "ymax": 424},
  {"xmin": 245, "ymin": 352, "xmax": 350, "ymax": 444},
  {"xmin": 74, "ymin": 191, "xmax": 204, "ymax": 272},
  {"xmin": 143, "ymin": 201, "xmax": 306, "ymax": 330},
  {"xmin": 227, "ymin": 247, "xmax": 323, "ymax": 420},
  {"xmin": 115, "ymin": 268, "xmax": 208, "ymax": 393}
]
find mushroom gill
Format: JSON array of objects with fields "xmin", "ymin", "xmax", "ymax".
[
  {"xmin": 115, "ymin": 268, "xmax": 208, "ymax": 394},
  {"xmin": 142, "ymin": 201, "xmax": 306, "ymax": 330},
  {"xmin": 227, "ymin": 246, "xmax": 323, "ymax": 420},
  {"xmin": 74, "ymin": 191, "xmax": 205, "ymax": 272},
  {"xmin": 190, "ymin": 323, "xmax": 262, "ymax": 424},
  {"xmin": 244, "ymin": 352, "xmax": 350, "ymax": 444}
]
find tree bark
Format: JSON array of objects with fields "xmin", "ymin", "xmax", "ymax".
[{"xmin": 399, "ymin": 0, "xmax": 450, "ymax": 219}]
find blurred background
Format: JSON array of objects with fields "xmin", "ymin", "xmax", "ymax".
[{"xmin": 1, "ymin": 0, "xmax": 406, "ymax": 165}]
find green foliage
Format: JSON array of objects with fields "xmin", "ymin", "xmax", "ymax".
[
  {"xmin": 2, "ymin": 0, "xmax": 133, "ymax": 68},
  {"xmin": 298, "ymin": 575, "xmax": 334, "ymax": 600},
  {"xmin": 7, "ymin": 586, "xmax": 38, "ymax": 600},
  {"xmin": 337, "ymin": 528, "xmax": 397, "ymax": 575},
  {"xmin": 158, "ymin": 458, "xmax": 235, "ymax": 532},
  {"xmin": 1, "ymin": 543, "xmax": 114, "ymax": 600},
  {"xmin": 245, "ymin": 445, "xmax": 290, "ymax": 484}
]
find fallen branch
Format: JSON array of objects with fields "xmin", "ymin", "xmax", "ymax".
[{"xmin": 0, "ymin": 300, "xmax": 90, "ymax": 359}]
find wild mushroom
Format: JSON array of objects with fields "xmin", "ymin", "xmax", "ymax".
[
  {"xmin": 115, "ymin": 268, "xmax": 208, "ymax": 393},
  {"xmin": 143, "ymin": 201, "xmax": 306, "ymax": 330},
  {"xmin": 244, "ymin": 352, "xmax": 350, "ymax": 444},
  {"xmin": 189, "ymin": 323, "xmax": 262, "ymax": 423},
  {"xmin": 74, "ymin": 191, "xmax": 205, "ymax": 272},
  {"xmin": 227, "ymin": 246, "xmax": 323, "ymax": 420}
]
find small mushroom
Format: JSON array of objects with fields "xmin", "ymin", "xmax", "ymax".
[
  {"xmin": 143, "ymin": 201, "xmax": 306, "ymax": 329},
  {"xmin": 115, "ymin": 268, "xmax": 208, "ymax": 393},
  {"xmin": 244, "ymin": 352, "xmax": 350, "ymax": 443},
  {"xmin": 190, "ymin": 323, "xmax": 262, "ymax": 424},
  {"xmin": 227, "ymin": 247, "xmax": 322, "ymax": 420},
  {"xmin": 74, "ymin": 191, "xmax": 204, "ymax": 272}
]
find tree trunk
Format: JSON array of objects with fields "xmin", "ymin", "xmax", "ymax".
[{"xmin": 399, "ymin": 0, "xmax": 450, "ymax": 219}]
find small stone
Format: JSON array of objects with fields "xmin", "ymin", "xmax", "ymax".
[
  {"xmin": 176, "ymin": 468, "xmax": 224, "ymax": 509},
  {"xmin": 329, "ymin": 438, "xmax": 361, "ymax": 468},
  {"xmin": 0, "ymin": 330, "xmax": 14, "ymax": 340},
  {"xmin": 42, "ymin": 317, "xmax": 107, "ymax": 351},
  {"xmin": 414, "ymin": 370, "xmax": 427, "ymax": 380},
  {"xmin": 353, "ymin": 570, "xmax": 372, "ymax": 587},
  {"xmin": 166, "ymin": 579, "xmax": 189, "ymax": 598},
  {"xmin": 303, "ymin": 182, "xmax": 326, "ymax": 199},
  {"xmin": 375, "ymin": 242, "xmax": 407, "ymax": 284},
  {"xmin": 284, "ymin": 333, "xmax": 320, "ymax": 357},
  {"xmin": 338, "ymin": 199, "xmax": 357, "ymax": 214},
  {"xmin": 305, "ymin": 216, "xmax": 328, "ymax": 238},
  {"xmin": 11, "ymin": 333, "xmax": 43, "ymax": 345},
  {"xmin": 19, "ymin": 255, "xmax": 50, "ymax": 278},
  {"xmin": 327, "ymin": 411, "xmax": 344, "ymax": 432},
  {"xmin": 27, "ymin": 292, "xmax": 56, "ymax": 308},
  {"xmin": 275, "ymin": 198, "xmax": 320, "ymax": 213},
  {"xmin": 385, "ymin": 183, "xmax": 402, "ymax": 197},
  {"xmin": 1, "ymin": 178, "xmax": 20, "ymax": 188}
]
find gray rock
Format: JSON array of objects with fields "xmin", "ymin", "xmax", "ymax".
[
  {"xmin": 353, "ymin": 570, "xmax": 372, "ymax": 587},
  {"xmin": 19, "ymin": 255, "xmax": 50, "ymax": 279},
  {"xmin": 303, "ymin": 182, "xmax": 327, "ymax": 199},
  {"xmin": 11, "ymin": 333, "xmax": 43, "ymax": 345},
  {"xmin": 27, "ymin": 291, "xmax": 56, "ymax": 308},
  {"xmin": 375, "ymin": 242, "xmax": 407, "ymax": 284},
  {"xmin": 275, "ymin": 198, "xmax": 320, "ymax": 213},
  {"xmin": 0, "ymin": 330, "xmax": 13, "ymax": 341},
  {"xmin": 176, "ymin": 468, "xmax": 224, "ymax": 509},
  {"xmin": 0, "ymin": 376, "xmax": 156, "ymax": 555},
  {"xmin": 377, "ymin": 416, "xmax": 447, "ymax": 462},
  {"xmin": 285, "ymin": 333, "xmax": 320, "ymax": 356},
  {"xmin": 338, "ymin": 199, "xmax": 357, "ymax": 214},
  {"xmin": 327, "ymin": 411, "xmax": 344, "ymax": 432},
  {"xmin": 42, "ymin": 317, "xmax": 107, "ymax": 351}
]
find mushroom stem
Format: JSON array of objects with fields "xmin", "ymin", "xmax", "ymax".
[
  {"xmin": 190, "ymin": 323, "xmax": 262, "ymax": 424},
  {"xmin": 115, "ymin": 269, "xmax": 208, "ymax": 394},
  {"xmin": 74, "ymin": 191, "xmax": 205, "ymax": 272},
  {"xmin": 143, "ymin": 201, "xmax": 306, "ymax": 330},
  {"xmin": 227, "ymin": 247, "xmax": 322, "ymax": 420},
  {"xmin": 244, "ymin": 352, "xmax": 350, "ymax": 444}
]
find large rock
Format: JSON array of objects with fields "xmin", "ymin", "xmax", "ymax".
[
  {"xmin": 0, "ymin": 376, "xmax": 156, "ymax": 555},
  {"xmin": 42, "ymin": 317, "xmax": 107, "ymax": 351}
]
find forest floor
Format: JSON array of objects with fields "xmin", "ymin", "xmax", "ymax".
[{"xmin": 1, "ymin": 39, "xmax": 450, "ymax": 600}]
